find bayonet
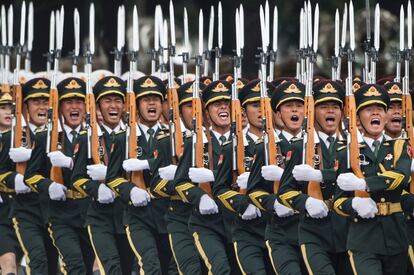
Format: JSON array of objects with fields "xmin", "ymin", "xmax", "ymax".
[
  {"xmin": 370, "ymin": 3, "xmax": 380, "ymax": 84},
  {"xmin": 363, "ymin": 0, "xmax": 371, "ymax": 83},
  {"xmin": 332, "ymin": 9, "xmax": 339, "ymax": 80},
  {"xmin": 25, "ymin": 2, "xmax": 33, "ymax": 71},
  {"xmin": 72, "ymin": 8, "xmax": 80, "ymax": 75},
  {"xmin": 395, "ymin": 5, "xmax": 404, "ymax": 83},
  {"xmin": 1, "ymin": 6, "xmax": 8, "ymax": 92},
  {"xmin": 151, "ymin": 5, "xmax": 162, "ymax": 75},
  {"xmin": 204, "ymin": 5, "xmax": 214, "ymax": 77},
  {"xmin": 14, "ymin": 1, "xmax": 26, "ymax": 86},
  {"xmin": 47, "ymin": 11, "xmax": 54, "ymax": 78},
  {"xmin": 181, "ymin": 7, "xmax": 189, "ymax": 83},
  {"xmin": 337, "ymin": 4, "xmax": 347, "ymax": 80},
  {"xmin": 268, "ymin": 5, "xmax": 277, "ymax": 82},
  {"xmin": 113, "ymin": 5, "xmax": 124, "ymax": 76},
  {"xmin": 214, "ymin": 2, "xmax": 222, "ymax": 81}
]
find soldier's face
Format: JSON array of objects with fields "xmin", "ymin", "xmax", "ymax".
[
  {"xmin": 60, "ymin": 97, "xmax": 86, "ymax": 129},
  {"xmin": 276, "ymin": 100, "xmax": 304, "ymax": 135},
  {"xmin": 245, "ymin": 101, "xmax": 262, "ymax": 130},
  {"xmin": 357, "ymin": 104, "xmax": 387, "ymax": 139},
  {"xmin": 385, "ymin": 102, "xmax": 402, "ymax": 137},
  {"xmin": 273, "ymin": 111, "xmax": 284, "ymax": 130},
  {"xmin": 137, "ymin": 95, "xmax": 162, "ymax": 126},
  {"xmin": 206, "ymin": 100, "xmax": 231, "ymax": 129},
  {"xmin": 25, "ymin": 97, "xmax": 49, "ymax": 127},
  {"xmin": 180, "ymin": 102, "xmax": 193, "ymax": 130},
  {"xmin": 98, "ymin": 95, "xmax": 124, "ymax": 129},
  {"xmin": 0, "ymin": 104, "xmax": 12, "ymax": 129},
  {"xmin": 315, "ymin": 101, "xmax": 342, "ymax": 136}
]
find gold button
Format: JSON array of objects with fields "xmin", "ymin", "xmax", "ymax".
[
  {"xmin": 362, "ymin": 171, "xmax": 365, "ymax": 175},
  {"xmin": 380, "ymin": 198, "xmax": 385, "ymax": 202},
  {"xmin": 185, "ymin": 191, "xmax": 189, "ymax": 195},
  {"xmin": 8, "ymin": 195, "xmax": 12, "ymax": 199},
  {"xmin": 259, "ymin": 198, "xmax": 262, "ymax": 203},
  {"xmin": 354, "ymin": 218, "xmax": 358, "ymax": 222},
  {"xmin": 163, "ymin": 188, "xmax": 167, "ymax": 191},
  {"xmin": 169, "ymin": 207, "xmax": 173, "ymax": 211},
  {"xmin": 129, "ymin": 201, "xmax": 132, "ymax": 205},
  {"xmin": 390, "ymin": 165, "xmax": 394, "ymax": 168},
  {"xmin": 386, "ymin": 180, "xmax": 390, "ymax": 184},
  {"xmin": 230, "ymin": 199, "xmax": 233, "ymax": 204},
  {"xmin": 83, "ymin": 185, "xmax": 86, "ymax": 189}
]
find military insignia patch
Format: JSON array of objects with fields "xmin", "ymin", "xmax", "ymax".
[
  {"xmin": 384, "ymin": 153, "xmax": 393, "ymax": 161},
  {"xmin": 363, "ymin": 86, "xmax": 381, "ymax": 97},
  {"xmin": 65, "ymin": 79, "xmax": 81, "ymax": 89},
  {"xmin": 236, "ymin": 80, "xmax": 245, "ymax": 89},
  {"xmin": 407, "ymin": 145, "xmax": 414, "ymax": 159},
  {"xmin": 74, "ymin": 143, "xmax": 79, "ymax": 154},
  {"xmin": 320, "ymin": 83, "xmax": 337, "ymax": 93},
  {"xmin": 212, "ymin": 82, "xmax": 229, "ymax": 92},
  {"xmin": 154, "ymin": 149, "xmax": 158, "ymax": 158},
  {"xmin": 252, "ymin": 83, "xmax": 260, "ymax": 92},
  {"xmin": 32, "ymin": 79, "xmax": 48, "ymax": 89},
  {"xmin": 388, "ymin": 84, "xmax": 402, "ymax": 94},
  {"xmin": 283, "ymin": 84, "xmax": 301, "ymax": 94},
  {"xmin": 218, "ymin": 154, "xmax": 223, "ymax": 165},
  {"xmin": 104, "ymin": 77, "xmax": 121, "ymax": 88},
  {"xmin": 140, "ymin": 78, "xmax": 157, "ymax": 88},
  {"xmin": 352, "ymin": 83, "xmax": 361, "ymax": 92},
  {"xmin": 286, "ymin": 151, "xmax": 292, "ymax": 161}
]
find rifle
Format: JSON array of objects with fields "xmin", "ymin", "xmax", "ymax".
[
  {"xmin": 1, "ymin": 5, "xmax": 12, "ymax": 94},
  {"xmin": 112, "ymin": 5, "xmax": 124, "ymax": 77},
  {"xmin": 345, "ymin": 1, "xmax": 368, "ymax": 197},
  {"xmin": 303, "ymin": 3, "xmax": 323, "ymax": 200},
  {"xmin": 71, "ymin": 8, "xmax": 80, "ymax": 75},
  {"xmin": 11, "ymin": 2, "xmax": 26, "ymax": 174},
  {"xmin": 47, "ymin": 7, "xmax": 64, "ymax": 184},
  {"xmin": 24, "ymin": 2, "xmax": 33, "ymax": 72},
  {"xmin": 259, "ymin": 5, "xmax": 278, "ymax": 193},
  {"xmin": 213, "ymin": 2, "xmax": 222, "ymax": 81},
  {"xmin": 204, "ymin": 5, "xmax": 214, "ymax": 77},
  {"xmin": 394, "ymin": 6, "xmax": 405, "ymax": 83},
  {"xmin": 125, "ymin": 5, "xmax": 146, "ymax": 190},
  {"xmin": 192, "ymin": 10, "xmax": 212, "ymax": 195},
  {"xmin": 363, "ymin": 0, "xmax": 371, "ymax": 83},
  {"xmin": 369, "ymin": 4, "xmax": 380, "ymax": 84},
  {"xmin": 231, "ymin": 8, "xmax": 245, "ymax": 193},
  {"xmin": 84, "ymin": 4, "xmax": 100, "ymax": 165},
  {"xmin": 167, "ymin": 0, "xmax": 183, "ymax": 163},
  {"xmin": 180, "ymin": 8, "xmax": 189, "ymax": 83}
]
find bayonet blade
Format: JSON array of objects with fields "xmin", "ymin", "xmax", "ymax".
[
  {"xmin": 273, "ymin": 5, "xmax": 278, "ymax": 52},
  {"xmin": 313, "ymin": 4, "xmax": 319, "ymax": 53},
  {"xmin": 365, "ymin": 0, "xmax": 371, "ymax": 42},
  {"xmin": 341, "ymin": 3, "xmax": 347, "ymax": 48},
  {"xmin": 335, "ymin": 9, "xmax": 339, "ymax": 56},
  {"xmin": 154, "ymin": 6, "xmax": 160, "ymax": 51},
  {"xmin": 198, "ymin": 9, "xmax": 203, "ymax": 56},
  {"xmin": 401, "ymin": 5, "xmax": 405, "ymax": 51},
  {"xmin": 218, "ymin": 2, "xmax": 222, "ymax": 48},
  {"xmin": 207, "ymin": 6, "xmax": 214, "ymax": 51},
  {"xmin": 7, "ymin": 5, "xmax": 13, "ymax": 47},
  {"xmin": 57, "ymin": 6, "xmax": 64, "ymax": 51},
  {"xmin": 307, "ymin": 0, "xmax": 312, "ymax": 48},
  {"xmin": 349, "ymin": 0, "xmax": 355, "ymax": 51},
  {"xmin": 239, "ymin": 4, "xmax": 244, "ymax": 49},
  {"xmin": 74, "ymin": 8, "xmax": 80, "ymax": 56},
  {"xmin": 49, "ymin": 11, "xmax": 55, "ymax": 52},
  {"xmin": 374, "ymin": 3, "xmax": 380, "ymax": 51},
  {"xmin": 117, "ymin": 6, "xmax": 124, "ymax": 51},
  {"xmin": 235, "ymin": 8, "xmax": 240, "ymax": 57},
  {"xmin": 259, "ymin": 5, "xmax": 266, "ymax": 51},
  {"xmin": 133, "ymin": 5, "xmax": 139, "ymax": 52},
  {"xmin": 169, "ymin": 0, "xmax": 176, "ymax": 47},
  {"xmin": 409, "ymin": 0, "xmax": 412, "ymax": 50},
  {"xmin": 1, "ymin": 6, "xmax": 6, "ymax": 46},
  {"xmin": 162, "ymin": 19, "xmax": 168, "ymax": 64},
  {"xmin": 300, "ymin": 8, "xmax": 304, "ymax": 49},
  {"xmin": 265, "ymin": 0, "xmax": 270, "ymax": 49},
  {"xmin": 27, "ymin": 2, "xmax": 33, "ymax": 51},
  {"xmin": 183, "ymin": 7, "xmax": 189, "ymax": 53},
  {"xmin": 89, "ymin": 3, "xmax": 95, "ymax": 55},
  {"xmin": 19, "ymin": 1, "xmax": 26, "ymax": 47}
]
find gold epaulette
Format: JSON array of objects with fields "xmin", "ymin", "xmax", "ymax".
[
  {"xmin": 222, "ymin": 140, "xmax": 232, "ymax": 146},
  {"xmin": 115, "ymin": 129, "xmax": 126, "ymax": 135},
  {"xmin": 255, "ymin": 137, "xmax": 264, "ymax": 145},
  {"xmin": 36, "ymin": 128, "xmax": 48, "ymax": 133},
  {"xmin": 156, "ymin": 132, "xmax": 170, "ymax": 140},
  {"xmin": 337, "ymin": 146, "xmax": 347, "ymax": 151},
  {"xmin": 290, "ymin": 137, "xmax": 303, "ymax": 143},
  {"xmin": 79, "ymin": 130, "xmax": 87, "ymax": 135}
]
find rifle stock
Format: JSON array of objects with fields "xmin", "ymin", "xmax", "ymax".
[
  {"xmin": 231, "ymin": 97, "xmax": 246, "ymax": 193},
  {"xmin": 85, "ymin": 91, "xmax": 100, "ymax": 164},
  {"xmin": 13, "ymin": 82, "xmax": 26, "ymax": 174},
  {"xmin": 49, "ymin": 86, "xmax": 64, "ymax": 183},
  {"xmin": 167, "ymin": 85, "xmax": 183, "ymax": 163}
]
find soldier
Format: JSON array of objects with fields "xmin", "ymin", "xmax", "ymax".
[
  {"xmin": 105, "ymin": 75, "xmax": 175, "ymax": 274},
  {"xmin": 157, "ymin": 80, "xmax": 206, "ymax": 274},
  {"xmin": 334, "ymin": 84, "xmax": 411, "ymax": 274},
  {"xmin": 276, "ymin": 80, "xmax": 352, "ymax": 274},
  {"xmin": 384, "ymin": 82, "xmax": 403, "ymax": 140},
  {"xmin": 23, "ymin": 77, "xmax": 95, "ymax": 274},
  {"xmin": 0, "ymin": 92, "xmax": 23, "ymax": 275},
  {"xmin": 215, "ymin": 79, "xmax": 275, "ymax": 274},
  {"xmin": 247, "ymin": 80, "xmax": 308, "ymax": 274},
  {"xmin": 71, "ymin": 76, "xmax": 134, "ymax": 274},
  {"xmin": 9, "ymin": 78, "xmax": 59, "ymax": 274},
  {"xmin": 173, "ymin": 80, "xmax": 242, "ymax": 274}
]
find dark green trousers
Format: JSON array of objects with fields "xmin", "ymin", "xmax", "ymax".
[
  {"xmin": 12, "ymin": 217, "xmax": 58, "ymax": 275},
  {"xmin": 300, "ymin": 243, "xmax": 352, "ymax": 275},
  {"xmin": 48, "ymin": 223, "xmax": 95, "ymax": 275},
  {"xmin": 349, "ymin": 250, "xmax": 408, "ymax": 275},
  {"xmin": 88, "ymin": 225, "xmax": 134, "ymax": 275},
  {"xmin": 0, "ymin": 223, "xmax": 22, "ymax": 258}
]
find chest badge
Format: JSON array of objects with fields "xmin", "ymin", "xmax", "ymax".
[{"xmin": 384, "ymin": 153, "xmax": 393, "ymax": 161}]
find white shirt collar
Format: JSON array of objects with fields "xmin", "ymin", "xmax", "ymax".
[
  {"xmin": 281, "ymin": 130, "xmax": 302, "ymax": 142},
  {"xmin": 102, "ymin": 121, "xmax": 125, "ymax": 135},
  {"xmin": 318, "ymin": 131, "xmax": 336, "ymax": 148},
  {"xmin": 139, "ymin": 122, "xmax": 160, "ymax": 140},
  {"xmin": 28, "ymin": 122, "xmax": 45, "ymax": 134},
  {"xmin": 211, "ymin": 130, "xmax": 230, "ymax": 144},
  {"xmin": 247, "ymin": 131, "xmax": 259, "ymax": 143},
  {"xmin": 63, "ymin": 124, "xmax": 81, "ymax": 142},
  {"xmin": 243, "ymin": 124, "xmax": 250, "ymax": 135},
  {"xmin": 362, "ymin": 135, "xmax": 384, "ymax": 152}
]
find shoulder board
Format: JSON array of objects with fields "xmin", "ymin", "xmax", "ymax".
[
  {"xmin": 337, "ymin": 145, "xmax": 346, "ymax": 152},
  {"xmin": 358, "ymin": 144, "xmax": 366, "ymax": 149},
  {"xmin": 255, "ymin": 137, "xmax": 264, "ymax": 145},
  {"xmin": 79, "ymin": 130, "xmax": 87, "ymax": 136},
  {"xmin": 382, "ymin": 142, "xmax": 390, "ymax": 146},
  {"xmin": 222, "ymin": 140, "xmax": 232, "ymax": 146},
  {"xmin": 36, "ymin": 128, "xmax": 48, "ymax": 133},
  {"xmin": 185, "ymin": 131, "xmax": 193, "ymax": 139},
  {"xmin": 115, "ymin": 129, "xmax": 126, "ymax": 135},
  {"xmin": 156, "ymin": 133, "xmax": 170, "ymax": 140},
  {"xmin": 0, "ymin": 129, "xmax": 11, "ymax": 134},
  {"xmin": 290, "ymin": 137, "xmax": 303, "ymax": 143},
  {"xmin": 337, "ymin": 140, "xmax": 345, "ymax": 144}
]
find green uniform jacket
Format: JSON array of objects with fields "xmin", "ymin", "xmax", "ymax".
[
  {"xmin": 105, "ymin": 126, "xmax": 169, "ymax": 233},
  {"xmin": 24, "ymin": 130, "xmax": 89, "ymax": 228},
  {"xmin": 278, "ymin": 137, "xmax": 349, "ymax": 253},
  {"xmin": 71, "ymin": 128, "xmax": 126, "ymax": 233},
  {"xmin": 333, "ymin": 138, "xmax": 410, "ymax": 255}
]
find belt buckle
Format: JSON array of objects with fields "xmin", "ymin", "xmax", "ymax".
[{"xmin": 378, "ymin": 202, "xmax": 390, "ymax": 216}]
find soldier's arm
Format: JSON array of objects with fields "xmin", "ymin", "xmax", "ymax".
[
  {"xmin": 71, "ymin": 132, "xmax": 100, "ymax": 199},
  {"xmin": 213, "ymin": 142, "xmax": 250, "ymax": 214},
  {"xmin": 24, "ymin": 131, "xmax": 53, "ymax": 193},
  {"xmin": 0, "ymin": 131, "xmax": 18, "ymax": 190},
  {"xmin": 333, "ymin": 147, "xmax": 355, "ymax": 216},
  {"xmin": 278, "ymin": 141, "xmax": 309, "ymax": 212},
  {"xmin": 364, "ymin": 140, "xmax": 411, "ymax": 193},
  {"xmin": 105, "ymin": 132, "xmax": 135, "ymax": 202},
  {"xmin": 174, "ymin": 136, "xmax": 206, "ymax": 206},
  {"xmin": 247, "ymin": 141, "xmax": 278, "ymax": 212}
]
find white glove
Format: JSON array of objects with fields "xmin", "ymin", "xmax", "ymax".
[
  {"xmin": 273, "ymin": 200, "xmax": 294, "ymax": 217},
  {"xmin": 87, "ymin": 164, "xmax": 107, "ymax": 181},
  {"xmin": 48, "ymin": 151, "xmax": 73, "ymax": 169},
  {"xmin": 305, "ymin": 197, "xmax": 329, "ymax": 218},
  {"xmin": 261, "ymin": 165, "xmax": 284, "ymax": 181},
  {"xmin": 14, "ymin": 174, "xmax": 31, "ymax": 194},
  {"xmin": 97, "ymin": 184, "xmax": 115, "ymax": 204},
  {"xmin": 352, "ymin": 197, "xmax": 378, "ymax": 218},
  {"xmin": 241, "ymin": 203, "xmax": 261, "ymax": 220},
  {"xmin": 9, "ymin": 147, "xmax": 32, "ymax": 162},
  {"xmin": 122, "ymin": 159, "xmax": 149, "ymax": 172},
  {"xmin": 337, "ymin": 173, "xmax": 366, "ymax": 191},
  {"xmin": 48, "ymin": 182, "xmax": 67, "ymax": 201},
  {"xmin": 130, "ymin": 187, "xmax": 151, "ymax": 207},
  {"xmin": 293, "ymin": 164, "xmax": 323, "ymax": 182},
  {"xmin": 198, "ymin": 194, "xmax": 219, "ymax": 215},
  {"xmin": 236, "ymin": 172, "xmax": 250, "ymax": 189},
  {"xmin": 411, "ymin": 159, "xmax": 414, "ymax": 172},
  {"xmin": 0, "ymin": 195, "xmax": 3, "ymax": 203},
  {"xmin": 189, "ymin": 167, "xmax": 214, "ymax": 183},
  {"xmin": 159, "ymin": 165, "xmax": 178, "ymax": 180}
]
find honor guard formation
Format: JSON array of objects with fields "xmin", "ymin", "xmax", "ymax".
[{"xmin": 2, "ymin": 0, "xmax": 414, "ymax": 274}]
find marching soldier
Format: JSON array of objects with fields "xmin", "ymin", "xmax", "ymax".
[
  {"xmin": 173, "ymin": 80, "xmax": 242, "ymax": 274},
  {"xmin": 384, "ymin": 82, "xmax": 403, "ymax": 140},
  {"xmin": 334, "ymin": 84, "xmax": 411, "ymax": 274},
  {"xmin": 10, "ymin": 78, "xmax": 59, "ymax": 274},
  {"xmin": 0, "ymin": 92, "xmax": 23, "ymax": 275},
  {"xmin": 247, "ymin": 80, "xmax": 308, "ymax": 274},
  {"xmin": 23, "ymin": 77, "xmax": 95, "ymax": 274},
  {"xmin": 276, "ymin": 80, "xmax": 352, "ymax": 274},
  {"xmin": 71, "ymin": 76, "xmax": 134, "ymax": 274},
  {"xmin": 105, "ymin": 75, "xmax": 175, "ymax": 274},
  {"xmin": 157, "ymin": 80, "xmax": 206, "ymax": 274},
  {"xmin": 214, "ymin": 79, "xmax": 275, "ymax": 274}
]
